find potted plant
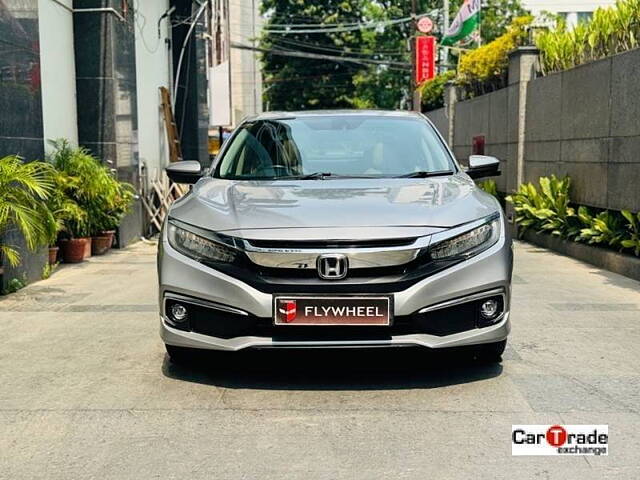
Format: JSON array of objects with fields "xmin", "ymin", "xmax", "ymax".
[
  {"xmin": 59, "ymin": 216, "xmax": 91, "ymax": 263},
  {"xmin": 49, "ymin": 140, "xmax": 114, "ymax": 259},
  {"xmin": 0, "ymin": 155, "xmax": 53, "ymax": 269},
  {"xmin": 89, "ymin": 181, "xmax": 135, "ymax": 254},
  {"xmin": 42, "ymin": 168, "xmax": 88, "ymax": 264}
]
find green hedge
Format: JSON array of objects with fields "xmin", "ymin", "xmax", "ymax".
[
  {"xmin": 457, "ymin": 16, "xmax": 533, "ymax": 94},
  {"xmin": 506, "ymin": 175, "xmax": 640, "ymax": 256},
  {"xmin": 536, "ymin": 0, "xmax": 640, "ymax": 75},
  {"xmin": 419, "ymin": 71, "xmax": 455, "ymax": 111}
]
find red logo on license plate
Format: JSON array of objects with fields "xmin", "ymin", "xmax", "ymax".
[{"xmin": 278, "ymin": 300, "xmax": 297, "ymax": 323}]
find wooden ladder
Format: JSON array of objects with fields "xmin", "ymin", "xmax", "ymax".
[
  {"xmin": 140, "ymin": 87, "xmax": 188, "ymax": 234},
  {"xmin": 159, "ymin": 86, "xmax": 182, "ymax": 163}
]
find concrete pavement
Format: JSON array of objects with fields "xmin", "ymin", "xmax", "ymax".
[{"xmin": 1, "ymin": 241, "xmax": 639, "ymax": 479}]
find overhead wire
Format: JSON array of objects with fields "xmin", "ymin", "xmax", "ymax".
[
  {"xmin": 232, "ymin": 32, "xmax": 408, "ymax": 60},
  {"xmin": 262, "ymin": 12, "xmax": 432, "ymax": 34},
  {"xmin": 231, "ymin": 42, "xmax": 411, "ymax": 70},
  {"xmin": 267, "ymin": 37, "xmax": 407, "ymax": 57}
]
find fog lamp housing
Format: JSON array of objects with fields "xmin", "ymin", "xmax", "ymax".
[
  {"xmin": 480, "ymin": 299, "xmax": 499, "ymax": 319},
  {"xmin": 475, "ymin": 294, "xmax": 505, "ymax": 327},
  {"xmin": 170, "ymin": 303, "xmax": 188, "ymax": 322}
]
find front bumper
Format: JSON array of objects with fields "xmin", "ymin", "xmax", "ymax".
[{"xmin": 158, "ymin": 225, "xmax": 513, "ymax": 351}]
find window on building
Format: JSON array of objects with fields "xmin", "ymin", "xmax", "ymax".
[{"xmin": 577, "ymin": 12, "xmax": 592, "ymax": 23}]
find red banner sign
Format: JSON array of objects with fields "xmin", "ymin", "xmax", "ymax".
[{"xmin": 415, "ymin": 36, "xmax": 436, "ymax": 84}]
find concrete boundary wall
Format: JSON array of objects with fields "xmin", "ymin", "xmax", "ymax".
[{"xmin": 426, "ymin": 47, "xmax": 640, "ymax": 213}]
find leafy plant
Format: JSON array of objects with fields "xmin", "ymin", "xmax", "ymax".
[
  {"xmin": 507, "ymin": 174, "xmax": 640, "ymax": 257},
  {"xmin": 505, "ymin": 175, "xmax": 580, "ymax": 239},
  {"xmin": 42, "ymin": 167, "xmax": 88, "ymax": 245},
  {"xmin": 456, "ymin": 16, "xmax": 533, "ymax": 95},
  {"xmin": 576, "ymin": 207, "xmax": 627, "ymax": 248},
  {"xmin": 87, "ymin": 181, "xmax": 135, "ymax": 233},
  {"xmin": 536, "ymin": 175, "xmax": 582, "ymax": 239},
  {"xmin": 0, "ymin": 155, "xmax": 54, "ymax": 266},
  {"xmin": 478, "ymin": 179, "xmax": 498, "ymax": 197},
  {"xmin": 419, "ymin": 70, "xmax": 455, "ymax": 112},
  {"xmin": 42, "ymin": 261, "xmax": 58, "ymax": 280},
  {"xmin": 48, "ymin": 139, "xmax": 134, "ymax": 237},
  {"xmin": 621, "ymin": 210, "xmax": 640, "ymax": 255},
  {"xmin": 536, "ymin": 0, "xmax": 640, "ymax": 74},
  {"xmin": 3, "ymin": 275, "xmax": 26, "ymax": 295}
]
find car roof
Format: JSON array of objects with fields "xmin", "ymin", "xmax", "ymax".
[{"xmin": 244, "ymin": 109, "xmax": 425, "ymax": 122}]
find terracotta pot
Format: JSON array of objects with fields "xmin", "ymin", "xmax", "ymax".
[
  {"xmin": 83, "ymin": 237, "xmax": 92, "ymax": 259},
  {"xmin": 48, "ymin": 246, "xmax": 59, "ymax": 265},
  {"xmin": 62, "ymin": 238, "xmax": 89, "ymax": 264},
  {"xmin": 100, "ymin": 230, "xmax": 116, "ymax": 248},
  {"xmin": 91, "ymin": 236, "xmax": 111, "ymax": 256}
]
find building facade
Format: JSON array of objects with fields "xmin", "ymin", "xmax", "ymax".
[
  {"xmin": 0, "ymin": 0, "xmax": 211, "ymax": 290},
  {"xmin": 228, "ymin": 0, "xmax": 263, "ymax": 125},
  {"xmin": 209, "ymin": 0, "xmax": 262, "ymax": 130},
  {"xmin": 522, "ymin": 0, "xmax": 617, "ymax": 26}
]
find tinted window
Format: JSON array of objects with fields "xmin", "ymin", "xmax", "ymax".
[{"xmin": 215, "ymin": 115, "xmax": 454, "ymax": 180}]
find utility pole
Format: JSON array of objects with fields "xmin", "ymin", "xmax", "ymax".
[
  {"xmin": 442, "ymin": 0, "xmax": 449, "ymax": 70},
  {"xmin": 410, "ymin": 0, "xmax": 420, "ymax": 112}
]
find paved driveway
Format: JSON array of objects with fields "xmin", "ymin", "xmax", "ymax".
[{"xmin": 1, "ymin": 241, "xmax": 639, "ymax": 479}]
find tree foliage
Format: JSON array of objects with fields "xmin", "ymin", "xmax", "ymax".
[
  {"xmin": 456, "ymin": 16, "xmax": 532, "ymax": 95},
  {"xmin": 0, "ymin": 156, "xmax": 54, "ymax": 266},
  {"xmin": 260, "ymin": 0, "xmax": 527, "ymax": 111},
  {"xmin": 418, "ymin": 70, "xmax": 455, "ymax": 111}
]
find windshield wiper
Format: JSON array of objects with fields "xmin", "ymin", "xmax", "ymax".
[
  {"xmin": 297, "ymin": 172, "xmax": 334, "ymax": 180},
  {"xmin": 396, "ymin": 170, "xmax": 454, "ymax": 178}
]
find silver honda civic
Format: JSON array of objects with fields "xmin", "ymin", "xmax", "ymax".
[{"xmin": 158, "ymin": 110, "xmax": 512, "ymax": 363}]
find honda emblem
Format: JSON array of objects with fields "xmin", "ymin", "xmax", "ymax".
[{"xmin": 316, "ymin": 254, "xmax": 349, "ymax": 280}]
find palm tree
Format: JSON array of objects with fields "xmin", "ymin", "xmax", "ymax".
[{"xmin": 0, "ymin": 155, "xmax": 54, "ymax": 266}]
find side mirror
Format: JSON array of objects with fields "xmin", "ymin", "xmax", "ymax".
[
  {"xmin": 466, "ymin": 155, "xmax": 500, "ymax": 179},
  {"xmin": 166, "ymin": 161, "xmax": 203, "ymax": 184}
]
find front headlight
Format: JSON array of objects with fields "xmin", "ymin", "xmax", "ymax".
[
  {"xmin": 167, "ymin": 222, "xmax": 237, "ymax": 264},
  {"xmin": 430, "ymin": 216, "xmax": 500, "ymax": 260}
]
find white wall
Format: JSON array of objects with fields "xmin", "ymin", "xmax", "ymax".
[
  {"xmin": 523, "ymin": 0, "xmax": 616, "ymax": 16},
  {"xmin": 229, "ymin": 0, "xmax": 262, "ymax": 126},
  {"xmin": 38, "ymin": 0, "xmax": 78, "ymax": 152},
  {"xmin": 134, "ymin": 0, "xmax": 171, "ymax": 185}
]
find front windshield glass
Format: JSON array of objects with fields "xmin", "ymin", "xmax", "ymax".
[{"xmin": 214, "ymin": 115, "xmax": 454, "ymax": 180}]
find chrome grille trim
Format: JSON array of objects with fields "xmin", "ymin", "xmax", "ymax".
[{"xmin": 242, "ymin": 236, "xmax": 432, "ymax": 269}]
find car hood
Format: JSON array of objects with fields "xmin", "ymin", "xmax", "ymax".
[{"xmin": 168, "ymin": 174, "xmax": 499, "ymax": 240}]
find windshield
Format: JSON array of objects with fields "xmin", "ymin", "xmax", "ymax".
[{"xmin": 214, "ymin": 115, "xmax": 455, "ymax": 180}]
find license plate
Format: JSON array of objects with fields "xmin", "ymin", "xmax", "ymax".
[{"xmin": 273, "ymin": 296, "xmax": 391, "ymax": 326}]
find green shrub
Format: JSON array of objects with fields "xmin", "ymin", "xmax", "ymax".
[
  {"xmin": 0, "ymin": 155, "xmax": 55, "ymax": 266},
  {"xmin": 505, "ymin": 175, "xmax": 581, "ymax": 239},
  {"xmin": 507, "ymin": 175, "xmax": 640, "ymax": 257},
  {"xmin": 42, "ymin": 165, "xmax": 88, "ymax": 245},
  {"xmin": 477, "ymin": 179, "xmax": 498, "ymax": 197},
  {"xmin": 576, "ymin": 207, "xmax": 627, "ymax": 248},
  {"xmin": 457, "ymin": 16, "xmax": 533, "ymax": 94},
  {"xmin": 419, "ymin": 70, "xmax": 455, "ymax": 112},
  {"xmin": 42, "ymin": 261, "xmax": 58, "ymax": 280},
  {"xmin": 536, "ymin": 0, "xmax": 640, "ymax": 74},
  {"xmin": 621, "ymin": 210, "xmax": 640, "ymax": 255},
  {"xmin": 48, "ymin": 140, "xmax": 134, "ymax": 237},
  {"xmin": 3, "ymin": 275, "xmax": 26, "ymax": 295}
]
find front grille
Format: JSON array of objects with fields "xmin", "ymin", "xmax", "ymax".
[
  {"xmin": 205, "ymin": 253, "xmax": 462, "ymax": 294},
  {"xmin": 246, "ymin": 237, "xmax": 417, "ymax": 249},
  {"xmin": 167, "ymin": 293, "xmax": 495, "ymax": 340}
]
